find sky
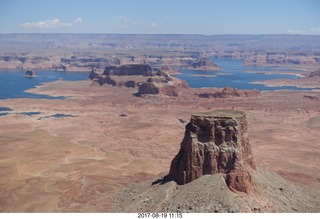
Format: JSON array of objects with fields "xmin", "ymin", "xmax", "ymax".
[{"xmin": 0, "ymin": 0, "xmax": 320, "ymax": 35}]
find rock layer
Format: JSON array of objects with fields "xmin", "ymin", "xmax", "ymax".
[
  {"xmin": 169, "ymin": 109, "xmax": 256, "ymax": 193},
  {"xmin": 198, "ymin": 86, "xmax": 261, "ymax": 98},
  {"xmin": 89, "ymin": 64, "xmax": 189, "ymax": 96}
]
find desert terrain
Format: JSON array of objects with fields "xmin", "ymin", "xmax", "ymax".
[
  {"xmin": 0, "ymin": 79, "xmax": 319, "ymax": 212},
  {"xmin": 0, "ymin": 34, "xmax": 320, "ymax": 212}
]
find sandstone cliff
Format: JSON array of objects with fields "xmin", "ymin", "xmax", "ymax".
[
  {"xmin": 88, "ymin": 64, "xmax": 189, "ymax": 96},
  {"xmin": 169, "ymin": 110, "xmax": 256, "ymax": 193},
  {"xmin": 100, "ymin": 64, "xmax": 173, "ymax": 88}
]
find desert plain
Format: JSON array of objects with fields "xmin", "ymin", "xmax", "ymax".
[
  {"xmin": 0, "ymin": 80, "xmax": 319, "ymax": 212},
  {"xmin": 0, "ymin": 34, "xmax": 320, "ymax": 212}
]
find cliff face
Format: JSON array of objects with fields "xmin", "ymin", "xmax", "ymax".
[
  {"xmin": 169, "ymin": 110, "xmax": 256, "ymax": 193},
  {"xmin": 89, "ymin": 64, "xmax": 189, "ymax": 96},
  {"xmin": 103, "ymin": 64, "xmax": 153, "ymax": 76},
  {"xmin": 99, "ymin": 64, "xmax": 172, "ymax": 88},
  {"xmin": 243, "ymin": 53, "xmax": 320, "ymax": 66}
]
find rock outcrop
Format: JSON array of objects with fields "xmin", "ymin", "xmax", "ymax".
[
  {"xmin": 303, "ymin": 95, "xmax": 319, "ymax": 101},
  {"xmin": 308, "ymin": 70, "xmax": 320, "ymax": 78},
  {"xmin": 169, "ymin": 110, "xmax": 256, "ymax": 193},
  {"xmin": 89, "ymin": 68, "xmax": 105, "ymax": 86},
  {"xmin": 103, "ymin": 64, "xmax": 154, "ymax": 77},
  {"xmin": 198, "ymin": 87, "xmax": 260, "ymax": 98},
  {"xmin": 89, "ymin": 64, "xmax": 173, "ymax": 87},
  {"xmin": 182, "ymin": 57, "xmax": 220, "ymax": 71},
  {"xmin": 244, "ymin": 52, "xmax": 320, "ymax": 66},
  {"xmin": 89, "ymin": 64, "xmax": 189, "ymax": 96},
  {"xmin": 136, "ymin": 77, "xmax": 189, "ymax": 97},
  {"xmin": 23, "ymin": 70, "xmax": 36, "ymax": 77}
]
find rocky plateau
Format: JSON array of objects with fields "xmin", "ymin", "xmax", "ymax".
[{"xmin": 89, "ymin": 64, "xmax": 189, "ymax": 96}]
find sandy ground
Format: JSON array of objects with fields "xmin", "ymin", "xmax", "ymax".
[{"xmin": 0, "ymin": 80, "xmax": 319, "ymax": 212}]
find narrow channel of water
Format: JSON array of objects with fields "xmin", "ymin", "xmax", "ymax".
[{"xmin": 177, "ymin": 58, "xmax": 310, "ymax": 90}]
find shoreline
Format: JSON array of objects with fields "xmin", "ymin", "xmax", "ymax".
[
  {"xmin": 244, "ymin": 70, "xmax": 306, "ymax": 77},
  {"xmin": 251, "ymin": 80, "xmax": 320, "ymax": 89},
  {"xmin": 0, "ymin": 67, "xmax": 90, "ymax": 73}
]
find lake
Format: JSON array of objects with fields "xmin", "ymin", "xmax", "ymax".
[
  {"xmin": 0, "ymin": 70, "xmax": 88, "ymax": 99},
  {"xmin": 177, "ymin": 58, "xmax": 307, "ymax": 90},
  {"xmin": 0, "ymin": 59, "xmax": 314, "ymax": 101}
]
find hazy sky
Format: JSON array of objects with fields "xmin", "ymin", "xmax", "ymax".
[{"xmin": 0, "ymin": 0, "xmax": 319, "ymax": 34}]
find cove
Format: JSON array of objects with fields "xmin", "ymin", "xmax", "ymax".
[
  {"xmin": 177, "ymin": 58, "xmax": 309, "ymax": 90},
  {"xmin": 0, "ymin": 70, "xmax": 88, "ymax": 100}
]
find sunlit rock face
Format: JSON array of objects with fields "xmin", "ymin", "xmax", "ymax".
[{"xmin": 169, "ymin": 109, "xmax": 256, "ymax": 193}]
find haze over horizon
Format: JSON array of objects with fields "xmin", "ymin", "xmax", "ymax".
[{"xmin": 0, "ymin": 0, "xmax": 319, "ymax": 35}]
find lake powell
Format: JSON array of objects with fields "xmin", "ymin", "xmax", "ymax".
[
  {"xmin": 0, "ymin": 70, "xmax": 88, "ymax": 99},
  {"xmin": 177, "ymin": 58, "xmax": 307, "ymax": 90},
  {"xmin": 0, "ymin": 59, "xmax": 313, "ymax": 101}
]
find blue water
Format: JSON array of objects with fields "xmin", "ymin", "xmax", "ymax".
[
  {"xmin": 0, "ymin": 59, "xmax": 315, "ymax": 102},
  {"xmin": 0, "ymin": 111, "xmax": 41, "ymax": 117},
  {"xmin": 177, "ymin": 58, "xmax": 311, "ymax": 90},
  {"xmin": 38, "ymin": 113, "xmax": 76, "ymax": 120},
  {"xmin": 0, "ymin": 107, "xmax": 13, "ymax": 111},
  {"xmin": 0, "ymin": 70, "xmax": 88, "ymax": 99}
]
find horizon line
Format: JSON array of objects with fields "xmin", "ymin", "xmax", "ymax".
[{"xmin": 1, "ymin": 32, "xmax": 320, "ymax": 36}]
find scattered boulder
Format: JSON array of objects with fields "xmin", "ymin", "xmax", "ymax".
[
  {"xmin": 23, "ymin": 70, "xmax": 36, "ymax": 77},
  {"xmin": 169, "ymin": 109, "xmax": 256, "ymax": 193},
  {"xmin": 198, "ymin": 86, "xmax": 260, "ymax": 98}
]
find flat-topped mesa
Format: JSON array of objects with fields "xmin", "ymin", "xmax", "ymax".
[
  {"xmin": 88, "ymin": 64, "xmax": 189, "ymax": 96},
  {"xmin": 103, "ymin": 64, "xmax": 154, "ymax": 77},
  {"xmin": 89, "ymin": 64, "xmax": 174, "ymax": 87},
  {"xmin": 169, "ymin": 109, "xmax": 256, "ymax": 193}
]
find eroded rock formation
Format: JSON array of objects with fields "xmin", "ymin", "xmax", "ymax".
[
  {"xmin": 182, "ymin": 57, "xmax": 220, "ymax": 71},
  {"xmin": 169, "ymin": 109, "xmax": 256, "ymax": 193},
  {"xmin": 23, "ymin": 70, "xmax": 36, "ymax": 77},
  {"xmin": 136, "ymin": 77, "xmax": 189, "ymax": 96},
  {"xmin": 89, "ymin": 64, "xmax": 173, "ymax": 87},
  {"xmin": 89, "ymin": 64, "xmax": 189, "ymax": 96},
  {"xmin": 198, "ymin": 86, "xmax": 260, "ymax": 98}
]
